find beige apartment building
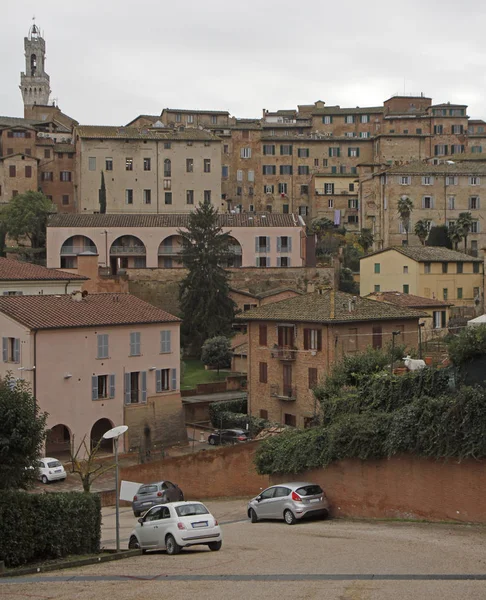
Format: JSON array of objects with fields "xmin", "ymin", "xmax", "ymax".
[
  {"xmin": 360, "ymin": 160, "xmax": 486, "ymax": 252},
  {"xmin": 238, "ymin": 289, "xmax": 425, "ymax": 428},
  {"xmin": 360, "ymin": 246, "xmax": 484, "ymax": 310},
  {"xmin": 74, "ymin": 125, "xmax": 222, "ymax": 214}
]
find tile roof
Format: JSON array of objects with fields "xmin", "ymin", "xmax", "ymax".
[
  {"xmin": 163, "ymin": 108, "xmax": 230, "ymax": 116},
  {"xmin": 383, "ymin": 160, "xmax": 486, "ymax": 175},
  {"xmin": 430, "ymin": 103, "xmax": 467, "ymax": 108},
  {"xmin": 0, "ymin": 257, "xmax": 88, "ymax": 281},
  {"xmin": 125, "ymin": 114, "xmax": 160, "ymax": 126},
  {"xmin": 310, "ymin": 106, "xmax": 384, "ymax": 115},
  {"xmin": 232, "ymin": 342, "xmax": 248, "ymax": 355},
  {"xmin": 236, "ymin": 290, "xmax": 427, "ymax": 324},
  {"xmin": 363, "ymin": 246, "xmax": 483, "ymax": 263},
  {"xmin": 260, "ymin": 134, "xmax": 372, "ymax": 142},
  {"xmin": 48, "ymin": 212, "xmax": 303, "ymax": 229},
  {"xmin": 365, "ymin": 291, "xmax": 452, "ymax": 308},
  {"xmin": 75, "ymin": 125, "xmax": 220, "ymax": 142},
  {"xmin": 0, "ymin": 293, "xmax": 180, "ymax": 330},
  {"xmin": 0, "ymin": 116, "xmax": 40, "ymax": 129},
  {"xmin": 230, "ymin": 287, "xmax": 302, "ymax": 299}
]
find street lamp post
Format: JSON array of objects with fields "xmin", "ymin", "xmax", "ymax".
[{"xmin": 102, "ymin": 425, "xmax": 128, "ymax": 553}]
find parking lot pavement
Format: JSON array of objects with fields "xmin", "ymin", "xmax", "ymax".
[{"xmin": 2, "ymin": 500, "xmax": 486, "ymax": 600}]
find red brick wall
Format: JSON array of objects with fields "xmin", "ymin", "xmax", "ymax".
[
  {"xmin": 120, "ymin": 442, "xmax": 269, "ymax": 500},
  {"xmin": 116, "ymin": 444, "xmax": 486, "ymax": 523}
]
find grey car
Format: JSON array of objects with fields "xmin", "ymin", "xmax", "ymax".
[
  {"xmin": 132, "ymin": 481, "xmax": 184, "ymax": 517},
  {"xmin": 247, "ymin": 482, "xmax": 330, "ymax": 525}
]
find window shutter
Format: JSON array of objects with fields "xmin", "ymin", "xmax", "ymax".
[
  {"xmin": 156, "ymin": 369, "xmax": 162, "ymax": 393},
  {"xmin": 256, "ymin": 257, "xmax": 259, "ymax": 267},
  {"xmin": 97, "ymin": 335, "xmax": 103, "ymax": 358},
  {"xmin": 266, "ymin": 237, "xmax": 270, "ymax": 252},
  {"xmin": 166, "ymin": 330, "xmax": 171, "ymax": 352},
  {"xmin": 259, "ymin": 325, "xmax": 267, "ymax": 346},
  {"xmin": 109, "ymin": 374, "xmax": 115, "ymax": 398},
  {"xmin": 356, "ymin": 148, "xmax": 360, "ymax": 157},
  {"xmin": 255, "ymin": 236, "xmax": 259, "ymax": 252},
  {"xmin": 337, "ymin": 148, "xmax": 340, "ymax": 157},
  {"xmin": 328, "ymin": 148, "xmax": 332, "ymax": 157},
  {"xmin": 13, "ymin": 338, "xmax": 20, "ymax": 363},
  {"xmin": 171, "ymin": 368, "xmax": 177, "ymax": 390},
  {"xmin": 124, "ymin": 372, "xmax": 131, "ymax": 405},
  {"xmin": 303, "ymin": 329, "xmax": 309, "ymax": 350},
  {"xmin": 141, "ymin": 371, "xmax": 147, "ymax": 403},
  {"xmin": 2, "ymin": 338, "xmax": 7, "ymax": 362},
  {"xmin": 288, "ymin": 237, "xmax": 292, "ymax": 251},
  {"xmin": 277, "ymin": 257, "xmax": 281, "ymax": 267},
  {"xmin": 317, "ymin": 330, "xmax": 322, "ymax": 351},
  {"xmin": 287, "ymin": 257, "xmax": 291, "ymax": 266},
  {"xmin": 279, "ymin": 145, "xmax": 283, "ymax": 155},
  {"xmin": 92, "ymin": 376, "xmax": 99, "ymax": 401},
  {"xmin": 277, "ymin": 237, "xmax": 282, "ymax": 252}
]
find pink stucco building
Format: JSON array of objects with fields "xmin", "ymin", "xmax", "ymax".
[
  {"xmin": 0, "ymin": 292, "xmax": 185, "ymax": 454},
  {"xmin": 46, "ymin": 213, "xmax": 308, "ymax": 273}
]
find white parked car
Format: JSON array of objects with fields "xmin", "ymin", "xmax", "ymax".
[
  {"xmin": 128, "ymin": 501, "xmax": 222, "ymax": 555},
  {"xmin": 37, "ymin": 457, "xmax": 67, "ymax": 484}
]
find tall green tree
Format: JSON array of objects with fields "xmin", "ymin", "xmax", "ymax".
[
  {"xmin": 178, "ymin": 203, "xmax": 237, "ymax": 352},
  {"xmin": 99, "ymin": 171, "xmax": 107, "ymax": 214},
  {"xmin": 447, "ymin": 222, "xmax": 462, "ymax": 250},
  {"xmin": 427, "ymin": 225, "xmax": 452, "ymax": 248},
  {"xmin": 357, "ymin": 228, "xmax": 374, "ymax": 253},
  {"xmin": 0, "ymin": 375, "xmax": 48, "ymax": 490},
  {"xmin": 0, "ymin": 191, "xmax": 54, "ymax": 249},
  {"xmin": 414, "ymin": 219, "xmax": 431, "ymax": 245},
  {"xmin": 457, "ymin": 212, "xmax": 474, "ymax": 253},
  {"xmin": 397, "ymin": 196, "xmax": 413, "ymax": 244}
]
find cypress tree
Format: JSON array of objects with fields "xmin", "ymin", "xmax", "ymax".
[{"xmin": 99, "ymin": 171, "xmax": 107, "ymax": 214}]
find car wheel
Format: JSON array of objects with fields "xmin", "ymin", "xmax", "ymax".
[
  {"xmin": 208, "ymin": 437, "xmax": 216, "ymax": 445},
  {"xmin": 208, "ymin": 541, "xmax": 222, "ymax": 551},
  {"xmin": 249, "ymin": 508, "xmax": 258, "ymax": 523},
  {"xmin": 284, "ymin": 509, "xmax": 296, "ymax": 525},
  {"xmin": 133, "ymin": 511, "xmax": 141, "ymax": 518},
  {"xmin": 128, "ymin": 535, "xmax": 140, "ymax": 550},
  {"xmin": 165, "ymin": 534, "xmax": 182, "ymax": 555},
  {"xmin": 41, "ymin": 475, "xmax": 49, "ymax": 484}
]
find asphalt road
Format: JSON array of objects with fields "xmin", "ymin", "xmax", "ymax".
[{"xmin": 1, "ymin": 499, "xmax": 486, "ymax": 599}]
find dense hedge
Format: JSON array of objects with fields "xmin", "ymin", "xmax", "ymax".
[
  {"xmin": 0, "ymin": 491, "xmax": 101, "ymax": 568},
  {"xmin": 209, "ymin": 397, "xmax": 247, "ymax": 425}
]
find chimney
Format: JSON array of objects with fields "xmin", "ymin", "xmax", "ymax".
[{"xmin": 330, "ymin": 288, "xmax": 335, "ymax": 319}]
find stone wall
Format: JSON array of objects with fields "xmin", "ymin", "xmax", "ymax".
[{"xmin": 127, "ymin": 266, "xmax": 334, "ymax": 316}]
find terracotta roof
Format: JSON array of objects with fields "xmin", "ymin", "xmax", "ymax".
[
  {"xmin": 430, "ymin": 103, "xmax": 467, "ymax": 109},
  {"xmin": 75, "ymin": 125, "xmax": 220, "ymax": 142},
  {"xmin": 260, "ymin": 134, "xmax": 372, "ymax": 142},
  {"xmin": 383, "ymin": 160, "xmax": 486, "ymax": 175},
  {"xmin": 0, "ymin": 116, "xmax": 40, "ymax": 129},
  {"xmin": 125, "ymin": 114, "xmax": 160, "ymax": 126},
  {"xmin": 231, "ymin": 342, "xmax": 248, "ymax": 356},
  {"xmin": 363, "ymin": 246, "xmax": 483, "ymax": 263},
  {"xmin": 0, "ymin": 293, "xmax": 180, "ymax": 330},
  {"xmin": 48, "ymin": 213, "xmax": 303, "ymax": 229},
  {"xmin": 163, "ymin": 108, "xmax": 230, "ymax": 116},
  {"xmin": 0, "ymin": 258, "xmax": 87, "ymax": 282},
  {"xmin": 365, "ymin": 291, "xmax": 452, "ymax": 308},
  {"xmin": 310, "ymin": 106, "xmax": 383, "ymax": 115},
  {"xmin": 0, "ymin": 153, "xmax": 40, "ymax": 162},
  {"xmin": 236, "ymin": 290, "xmax": 427, "ymax": 324},
  {"xmin": 230, "ymin": 287, "xmax": 302, "ymax": 299}
]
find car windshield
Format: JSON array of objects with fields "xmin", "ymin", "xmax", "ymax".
[
  {"xmin": 139, "ymin": 485, "xmax": 157, "ymax": 494},
  {"xmin": 175, "ymin": 503, "xmax": 209, "ymax": 517},
  {"xmin": 47, "ymin": 461, "xmax": 62, "ymax": 468},
  {"xmin": 296, "ymin": 485, "xmax": 323, "ymax": 496}
]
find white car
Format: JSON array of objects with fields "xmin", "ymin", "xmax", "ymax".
[
  {"xmin": 128, "ymin": 501, "xmax": 222, "ymax": 555},
  {"xmin": 38, "ymin": 457, "xmax": 67, "ymax": 484}
]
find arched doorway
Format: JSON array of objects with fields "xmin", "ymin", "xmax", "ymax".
[
  {"xmin": 223, "ymin": 236, "xmax": 242, "ymax": 268},
  {"xmin": 110, "ymin": 235, "xmax": 146, "ymax": 274},
  {"xmin": 90, "ymin": 418, "xmax": 114, "ymax": 452},
  {"xmin": 60, "ymin": 236, "xmax": 97, "ymax": 268},
  {"xmin": 45, "ymin": 424, "xmax": 71, "ymax": 456},
  {"xmin": 158, "ymin": 235, "xmax": 184, "ymax": 268}
]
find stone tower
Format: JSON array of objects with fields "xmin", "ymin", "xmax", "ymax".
[{"xmin": 20, "ymin": 22, "xmax": 51, "ymax": 108}]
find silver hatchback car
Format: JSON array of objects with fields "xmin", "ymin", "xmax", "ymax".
[{"xmin": 248, "ymin": 482, "xmax": 330, "ymax": 525}]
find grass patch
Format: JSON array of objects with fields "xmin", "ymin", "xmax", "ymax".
[{"xmin": 181, "ymin": 359, "xmax": 228, "ymax": 390}]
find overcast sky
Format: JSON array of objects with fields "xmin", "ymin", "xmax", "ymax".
[{"xmin": 2, "ymin": 0, "xmax": 486, "ymax": 126}]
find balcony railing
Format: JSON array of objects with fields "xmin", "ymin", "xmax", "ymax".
[
  {"xmin": 110, "ymin": 245, "xmax": 146, "ymax": 255},
  {"xmin": 158, "ymin": 246, "xmax": 183, "ymax": 255},
  {"xmin": 270, "ymin": 384, "xmax": 297, "ymax": 401},
  {"xmin": 270, "ymin": 347, "xmax": 297, "ymax": 361},
  {"xmin": 60, "ymin": 245, "xmax": 97, "ymax": 255}
]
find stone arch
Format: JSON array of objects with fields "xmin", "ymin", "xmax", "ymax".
[
  {"xmin": 158, "ymin": 234, "xmax": 183, "ymax": 268},
  {"xmin": 90, "ymin": 418, "xmax": 114, "ymax": 452},
  {"xmin": 60, "ymin": 235, "xmax": 97, "ymax": 268},
  {"xmin": 110, "ymin": 235, "xmax": 146, "ymax": 274},
  {"xmin": 224, "ymin": 235, "xmax": 242, "ymax": 268},
  {"xmin": 45, "ymin": 424, "xmax": 71, "ymax": 456}
]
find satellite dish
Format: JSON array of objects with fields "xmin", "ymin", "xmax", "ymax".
[{"xmin": 103, "ymin": 425, "xmax": 128, "ymax": 440}]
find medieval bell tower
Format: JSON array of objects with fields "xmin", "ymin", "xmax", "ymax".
[{"xmin": 20, "ymin": 22, "xmax": 51, "ymax": 108}]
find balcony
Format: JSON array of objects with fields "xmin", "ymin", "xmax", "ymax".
[
  {"xmin": 60, "ymin": 245, "xmax": 97, "ymax": 255},
  {"xmin": 271, "ymin": 347, "xmax": 297, "ymax": 361},
  {"xmin": 158, "ymin": 246, "xmax": 183, "ymax": 256},
  {"xmin": 270, "ymin": 384, "xmax": 297, "ymax": 402},
  {"xmin": 227, "ymin": 246, "xmax": 242, "ymax": 255},
  {"xmin": 110, "ymin": 245, "xmax": 146, "ymax": 255}
]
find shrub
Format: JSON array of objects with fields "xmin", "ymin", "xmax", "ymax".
[
  {"xmin": 0, "ymin": 491, "xmax": 101, "ymax": 568},
  {"xmin": 209, "ymin": 397, "xmax": 247, "ymax": 425},
  {"xmin": 447, "ymin": 324, "xmax": 486, "ymax": 366}
]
